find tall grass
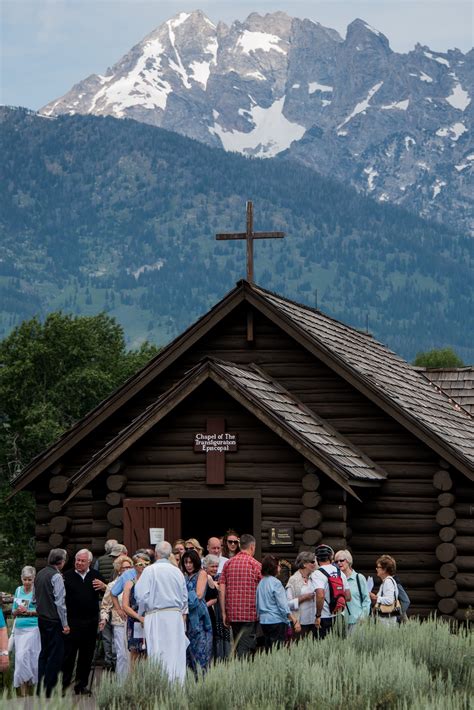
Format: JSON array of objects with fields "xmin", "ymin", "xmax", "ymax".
[{"xmin": 2, "ymin": 618, "xmax": 472, "ymax": 709}]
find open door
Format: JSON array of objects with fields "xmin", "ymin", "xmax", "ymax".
[{"xmin": 123, "ymin": 499, "xmax": 181, "ymax": 553}]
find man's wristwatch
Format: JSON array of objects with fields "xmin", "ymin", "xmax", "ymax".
[
  {"xmin": 315, "ymin": 615, "xmax": 321, "ymax": 619},
  {"xmin": 0, "ymin": 651, "xmax": 8, "ymax": 656}
]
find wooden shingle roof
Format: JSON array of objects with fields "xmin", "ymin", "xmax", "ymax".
[
  {"xmin": 213, "ymin": 360, "xmax": 385, "ymax": 483},
  {"xmin": 249, "ymin": 285, "xmax": 474, "ymax": 475},
  {"xmin": 415, "ymin": 367, "xmax": 474, "ymax": 415}
]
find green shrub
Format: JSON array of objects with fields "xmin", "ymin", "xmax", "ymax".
[{"xmin": 1, "ymin": 618, "xmax": 472, "ymax": 709}]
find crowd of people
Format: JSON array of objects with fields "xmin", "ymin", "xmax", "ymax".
[{"xmin": 0, "ymin": 531, "xmax": 408, "ymax": 697}]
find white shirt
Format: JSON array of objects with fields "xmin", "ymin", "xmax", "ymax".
[
  {"xmin": 135, "ymin": 559, "xmax": 188, "ymax": 615},
  {"xmin": 311, "ymin": 564, "xmax": 349, "ymax": 619},
  {"xmin": 286, "ymin": 579, "xmax": 315, "ymax": 625},
  {"xmin": 217, "ymin": 556, "xmax": 228, "ymax": 575}
]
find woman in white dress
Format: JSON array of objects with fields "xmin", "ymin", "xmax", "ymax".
[
  {"xmin": 12, "ymin": 566, "xmax": 41, "ymax": 696},
  {"xmin": 99, "ymin": 555, "xmax": 133, "ymax": 678}
]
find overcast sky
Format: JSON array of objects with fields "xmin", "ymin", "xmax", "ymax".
[{"xmin": 1, "ymin": 0, "xmax": 473, "ymax": 110}]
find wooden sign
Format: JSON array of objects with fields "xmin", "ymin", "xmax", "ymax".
[
  {"xmin": 194, "ymin": 418, "xmax": 238, "ymax": 485},
  {"xmin": 193, "ymin": 432, "xmax": 238, "ymax": 452},
  {"xmin": 270, "ymin": 526, "xmax": 294, "ymax": 546}
]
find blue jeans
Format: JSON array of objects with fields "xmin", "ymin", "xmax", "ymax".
[{"xmin": 37, "ymin": 617, "xmax": 64, "ymax": 698}]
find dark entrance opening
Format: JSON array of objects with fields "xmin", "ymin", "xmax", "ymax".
[{"xmin": 180, "ymin": 498, "xmax": 254, "ymax": 546}]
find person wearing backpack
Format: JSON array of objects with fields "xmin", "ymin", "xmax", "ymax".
[
  {"xmin": 311, "ymin": 545, "xmax": 351, "ymax": 639},
  {"xmin": 334, "ymin": 550, "xmax": 371, "ymax": 633}
]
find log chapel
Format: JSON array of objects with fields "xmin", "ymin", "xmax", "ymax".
[{"xmin": 9, "ymin": 205, "xmax": 474, "ymax": 622}]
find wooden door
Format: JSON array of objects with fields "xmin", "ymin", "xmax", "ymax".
[{"xmin": 123, "ymin": 499, "xmax": 181, "ymax": 553}]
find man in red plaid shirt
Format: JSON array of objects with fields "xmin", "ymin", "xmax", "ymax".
[{"xmin": 219, "ymin": 534, "xmax": 262, "ymax": 657}]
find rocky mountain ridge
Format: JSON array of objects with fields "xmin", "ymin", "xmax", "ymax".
[{"xmin": 41, "ymin": 10, "xmax": 473, "ymax": 233}]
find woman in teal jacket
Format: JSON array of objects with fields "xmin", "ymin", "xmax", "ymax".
[{"xmin": 334, "ymin": 550, "xmax": 371, "ymax": 631}]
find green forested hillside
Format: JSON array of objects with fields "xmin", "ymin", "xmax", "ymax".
[{"xmin": 1, "ymin": 107, "xmax": 472, "ymax": 361}]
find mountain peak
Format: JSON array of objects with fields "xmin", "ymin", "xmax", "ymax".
[
  {"xmin": 345, "ymin": 18, "xmax": 391, "ymax": 52},
  {"xmin": 38, "ymin": 10, "xmax": 473, "ymax": 236}
]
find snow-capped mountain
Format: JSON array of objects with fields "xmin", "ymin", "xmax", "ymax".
[{"xmin": 41, "ymin": 10, "xmax": 474, "ymax": 233}]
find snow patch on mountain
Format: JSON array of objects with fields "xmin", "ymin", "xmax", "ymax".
[
  {"xmin": 209, "ymin": 97, "xmax": 305, "ymax": 157},
  {"xmin": 245, "ymin": 70, "xmax": 266, "ymax": 81},
  {"xmin": 432, "ymin": 179, "xmax": 446, "ymax": 198},
  {"xmin": 308, "ymin": 82, "xmax": 333, "ymax": 94},
  {"xmin": 424, "ymin": 51, "xmax": 450, "ymax": 67},
  {"xmin": 237, "ymin": 30, "xmax": 286, "ymax": 55},
  {"xmin": 128, "ymin": 260, "xmax": 164, "ymax": 279},
  {"xmin": 364, "ymin": 166, "xmax": 378, "ymax": 190},
  {"xmin": 363, "ymin": 21, "xmax": 382, "ymax": 37},
  {"xmin": 436, "ymin": 122, "xmax": 468, "ymax": 141},
  {"xmin": 167, "ymin": 19, "xmax": 191, "ymax": 89},
  {"xmin": 415, "ymin": 71, "xmax": 433, "ymax": 83},
  {"xmin": 455, "ymin": 154, "xmax": 474, "ymax": 171},
  {"xmin": 337, "ymin": 81, "xmax": 383, "ymax": 130},
  {"xmin": 445, "ymin": 81, "xmax": 471, "ymax": 111},
  {"xmin": 97, "ymin": 38, "xmax": 171, "ymax": 114},
  {"xmin": 189, "ymin": 38, "xmax": 218, "ymax": 88},
  {"xmin": 381, "ymin": 99, "xmax": 409, "ymax": 110}
]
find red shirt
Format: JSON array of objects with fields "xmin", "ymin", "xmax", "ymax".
[{"xmin": 220, "ymin": 551, "xmax": 262, "ymax": 622}]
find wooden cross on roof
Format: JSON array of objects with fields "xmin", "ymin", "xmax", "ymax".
[{"xmin": 216, "ymin": 200, "xmax": 285, "ymax": 283}]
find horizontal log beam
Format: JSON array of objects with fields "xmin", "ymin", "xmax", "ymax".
[
  {"xmin": 320, "ymin": 521, "xmax": 347, "ymax": 537},
  {"xmin": 454, "ymin": 519, "xmax": 474, "ymax": 535},
  {"xmin": 455, "ymin": 573, "xmax": 474, "ymax": 590},
  {"xmin": 105, "ymin": 491, "xmax": 125, "ymax": 507},
  {"xmin": 49, "ymin": 476, "xmax": 69, "ymax": 495},
  {"xmin": 49, "ymin": 516, "xmax": 71, "ymax": 534},
  {"xmin": 318, "ymin": 504, "xmax": 347, "ymax": 522},
  {"xmin": 437, "ymin": 598, "xmax": 458, "ymax": 615},
  {"xmin": 351, "ymin": 535, "xmax": 439, "ymax": 552},
  {"xmin": 438, "ymin": 527, "xmax": 456, "ymax": 542},
  {"xmin": 106, "ymin": 475, "xmax": 127, "ymax": 491},
  {"xmin": 436, "ymin": 508, "xmax": 456, "ymax": 526},
  {"xmin": 440, "ymin": 563, "xmax": 457, "ymax": 579},
  {"xmin": 433, "ymin": 470, "xmax": 452, "ymax": 491},
  {"xmin": 302, "ymin": 492, "xmax": 321, "ymax": 508},
  {"xmin": 454, "ymin": 556, "xmax": 474, "ymax": 572},
  {"xmin": 300, "ymin": 509, "xmax": 322, "ymax": 529},
  {"xmin": 351, "ymin": 518, "xmax": 439, "ymax": 534},
  {"xmin": 434, "ymin": 579, "xmax": 457, "ymax": 597},
  {"xmin": 438, "ymin": 493, "xmax": 455, "ymax": 507},
  {"xmin": 455, "ymin": 591, "xmax": 474, "ymax": 606}
]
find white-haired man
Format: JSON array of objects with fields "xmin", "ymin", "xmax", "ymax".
[
  {"xmin": 207, "ymin": 537, "xmax": 228, "ymax": 574},
  {"xmin": 135, "ymin": 541, "xmax": 188, "ymax": 683},
  {"xmin": 62, "ymin": 549, "xmax": 106, "ymax": 695}
]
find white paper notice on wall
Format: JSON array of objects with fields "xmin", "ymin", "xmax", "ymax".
[{"xmin": 149, "ymin": 528, "xmax": 165, "ymax": 545}]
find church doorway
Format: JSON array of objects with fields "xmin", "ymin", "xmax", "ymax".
[{"xmin": 170, "ymin": 490, "xmax": 261, "ymax": 555}]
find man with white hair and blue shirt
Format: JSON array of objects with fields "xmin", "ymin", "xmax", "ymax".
[{"xmin": 135, "ymin": 541, "xmax": 188, "ymax": 683}]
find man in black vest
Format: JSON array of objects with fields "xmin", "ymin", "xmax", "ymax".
[
  {"xmin": 62, "ymin": 549, "xmax": 106, "ymax": 695},
  {"xmin": 34, "ymin": 548, "xmax": 70, "ymax": 697}
]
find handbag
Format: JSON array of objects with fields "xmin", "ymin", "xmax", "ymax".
[
  {"xmin": 377, "ymin": 599, "xmax": 401, "ymax": 615},
  {"xmin": 376, "ymin": 577, "xmax": 401, "ymax": 615}
]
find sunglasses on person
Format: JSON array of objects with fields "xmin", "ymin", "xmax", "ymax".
[
  {"xmin": 336, "ymin": 559, "xmax": 347, "ymax": 564},
  {"xmin": 227, "ymin": 539, "xmax": 239, "ymax": 545},
  {"xmin": 185, "ymin": 546, "xmax": 195, "ymax": 551},
  {"xmin": 135, "ymin": 561, "xmax": 150, "ymax": 567}
]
